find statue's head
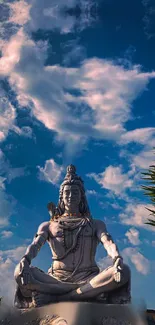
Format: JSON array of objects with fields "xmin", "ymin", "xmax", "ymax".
[{"xmin": 57, "ymin": 165, "xmax": 91, "ymax": 217}]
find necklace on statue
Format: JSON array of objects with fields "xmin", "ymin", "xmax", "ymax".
[{"xmin": 62, "ymin": 227, "xmax": 80, "ymax": 251}]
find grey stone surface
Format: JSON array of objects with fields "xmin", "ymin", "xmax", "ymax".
[
  {"xmin": 14, "ymin": 165, "xmax": 131, "ymax": 308},
  {"xmin": 0, "ymin": 303, "xmax": 148, "ymax": 325},
  {"xmin": 101, "ymin": 317, "xmax": 131, "ymax": 325}
]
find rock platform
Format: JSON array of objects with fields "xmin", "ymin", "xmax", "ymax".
[{"xmin": 0, "ymin": 303, "xmax": 148, "ymax": 325}]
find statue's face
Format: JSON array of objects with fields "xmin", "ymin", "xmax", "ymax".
[
  {"xmin": 63, "ymin": 184, "xmax": 81, "ymax": 211},
  {"xmin": 68, "ymin": 165, "xmax": 75, "ymax": 173}
]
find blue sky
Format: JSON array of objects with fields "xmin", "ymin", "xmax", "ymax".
[{"xmin": 0, "ymin": 0, "xmax": 155, "ymax": 308}]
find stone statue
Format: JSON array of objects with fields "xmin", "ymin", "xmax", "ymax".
[{"xmin": 14, "ymin": 165, "xmax": 131, "ymax": 309}]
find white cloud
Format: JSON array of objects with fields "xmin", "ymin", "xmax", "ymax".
[
  {"xmin": 0, "ymin": 177, "xmax": 15, "ymax": 229},
  {"xmin": 86, "ymin": 189, "xmax": 99, "ymax": 196},
  {"xmin": 38, "ymin": 159, "xmax": 64, "ymax": 185},
  {"xmin": 7, "ymin": 167, "xmax": 27, "ymax": 183},
  {"xmin": 0, "ymin": 2, "xmax": 155, "ymax": 151},
  {"xmin": 8, "ymin": 45, "xmax": 155, "ymax": 150},
  {"xmin": 118, "ymin": 147, "xmax": 155, "ymax": 195},
  {"xmin": 0, "ymin": 150, "xmax": 28, "ymax": 228},
  {"xmin": 26, "ymin": 0, "xmax": 97, "ymax": 34},
  {"xmin": 87, "ymin": 165, "xmax": 133, "ymax": 195},
  {"xmin": 125, "ymin": 228, "xmax": 141, "ymax": 245},
  {"xmin": 28, "ymin": 0, "xmax": 77, "ymax": 34},
  {"xmin": 62, "ymin": 39, "xmax": 86, "ymax": 66},
  {"xmin": 0, "ymin": 28, "xmax": 27, "ymax": 76},
  {"xmin": 122, "ymin": 247, "xmax": 150, "ymax": 275},
  {"xmin": 8, "ymin": 0, "xmax": 31, "ymax": 26},
  {"xmin": 0, "ymin": 149, "xmax": 28, "ymax": 183},
  {"xmin": 12, "ymin": 125, "xmax": 33, "ymax": 139},
  {"xmin": 120, "ymin": 203, "xmax": 155, "ymax": 230},
  {"xmin": 131, "ymin": 148, "xmax": 155, "ymax": 169},
  {"xmin": 1, "ymin": 230, "xmax": 13, "ymax": 239},
  {"xmin": 0, "ymin": 88, "xmax": 16, "ymax": 142},
  {"xmin": 0, "ymin": 246, "xmax": 27, "ymax": 303},
  {"xmin": 142, "ymin": 0, "xmax": 155, "ymax": 39},
  {"xmin": 119, "ymin": 127, "xmax": 155, "ymax": 147}
]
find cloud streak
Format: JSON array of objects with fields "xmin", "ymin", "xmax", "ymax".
[
  {"xmin": 120, "ymin": 203, "xmax": 155, "ymax": 231},
  {"xmin": 38, "ymin": 159, "xmax": 64, "ymax": 185},
  {"xmin": 125, "ymin": 228, "xmax": 141, "ymax": 246},
  {"xmin": 87, "ymin": 165, "xmax": 133, "ymax": 195},
  {"xmin": 0, "ymin": 1, "xmax": 155, "ymax": 153},
  {"xmin": 122, "ymin": 247, "xmax": 150, "ymax": 275},
  {"xmin": 0, "ymin": 246, "xmax": 27, "ymax": 304}
]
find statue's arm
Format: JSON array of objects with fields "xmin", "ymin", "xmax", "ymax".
[
  {"xmin": 95, "ymin": 219, "xmax": 121, "ymax": 261},
  {"xmin": 22, "ymin": 221, "xmax": 49, "ymax": 264}
]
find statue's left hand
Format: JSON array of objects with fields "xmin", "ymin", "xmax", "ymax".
[{"xmin": 113, "ymin": 257, "xmax": 123, "ymax": 283}]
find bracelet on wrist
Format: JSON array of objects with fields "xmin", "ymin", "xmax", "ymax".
[{"xmin": 113, "ymin": 255, "xmax": 123, "ymax": 264}]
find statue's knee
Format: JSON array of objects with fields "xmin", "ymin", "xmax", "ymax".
[
  {"xmin": 14, "ymin": 265, "xmax": 24, "ymax": 286},
  {"xmin": 14, "ymin": 272, "xmax": 23, "ymax": 286},
  {"xmin": 14, "ymin": 267, "xmax": 21, "ymax": 283}
]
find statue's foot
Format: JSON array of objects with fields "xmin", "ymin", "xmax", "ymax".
[
  {"xmin": 32, "ymin": 292, "xmax": 57, "ymax": 308},
  {"xmin": 103, "ymin": 281, "xmax": 131, "ymax": 305},
  {"xmin": 14, "ymin": 286, "xmax": 33, "ymax": 309},
  {"xmin": 96, "ymin": 292, "xmax": 109, "ymax": 303}
]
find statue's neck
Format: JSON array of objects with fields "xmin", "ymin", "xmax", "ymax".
[{"xmin": 64, "ymin": 208, "xmax": 81, "ymax": 217}]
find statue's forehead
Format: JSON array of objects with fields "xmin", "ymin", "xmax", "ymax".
[{"xmin": 63, "ymin": 184, "xmax": 80, "ymax": 190}]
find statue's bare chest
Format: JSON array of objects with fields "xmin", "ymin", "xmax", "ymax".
[{"xmin": 48, "ymin": 220, "xmax": 96, "ymax": 255}]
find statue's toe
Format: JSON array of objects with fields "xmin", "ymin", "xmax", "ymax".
[{"xmin": 32, "ymin": 292, "xmax": 56, "ymax": 308}]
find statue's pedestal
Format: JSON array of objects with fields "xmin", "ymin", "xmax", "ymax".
[{"xmin": 0, "ymin": 302, "xmax": 148, "ymax": 325}]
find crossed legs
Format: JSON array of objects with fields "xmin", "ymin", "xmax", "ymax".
[
  {"xmin": 60, "ymin": 264, "xmax": 131, "ymax": 301},
  {"xmin": 15, "ymin": 263, "xmax": 130, "ymax": 302}
]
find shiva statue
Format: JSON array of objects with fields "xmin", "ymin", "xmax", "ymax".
[{"xmin": 14, "ymin": 165, "xmax": 131, "ymax": 308}]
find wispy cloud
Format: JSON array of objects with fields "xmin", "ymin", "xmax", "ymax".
[
  {"xmin": 0, "ymin": 246, "xmax": 27, "ymax": 304},
  {"xmin": 8, "ymin": 0, "xmax": 31, "ymax": 26},
  {"xmin": 142, "ymin": 0, "xmax": 155, "ymax": 39},
  {"xmin": 122, "ymin": 247, "xmax": 150, "ymax": 275},
  {"xmin": 130, "ymin": 148, "xmax": 155, "ymax": 170},
  {"xmin": 1, "ymin": 230, "xmax": 13, "ymax": 239},
  {"xmin": 120, "ymin": 203, "xmax": 155, "ymax": 231},
  {"xmin": 0, "ymin": 149, "xmax": 28, "ymax": 183},
  {"xmin": 38, "ymin": 159, "xmax": 64, "ymax": 185},
  {"xmin": 86, "ymin": 189, "xmax": 99, "ymax": 196},
  {"xmin": 125, "ymin": 228, "xmax": 141, "ymax": 246},
  {"xmin": 0, "ymin": 150, "xmax": 30, "ymax": 228},
  {"xmin": 0, "ymin": 88, "xmax": 16, "ymax": 142},
  {"xmin": 0, "ymin": 177, "xmax": 15, "ymax": 229},
  {"xmin": 0, "ymin": 15, "xmax": 155, "ymax": 150},
  {"xmin": 119, "ymin": 127, "xmax": 155, "ymax": 147},
  {"xmin": 87, "ymin": 165, "xmax": 133, "ymax": 195}
]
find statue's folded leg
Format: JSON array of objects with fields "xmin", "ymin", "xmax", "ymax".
[
  {"xmin": 14, "ymin": 266, "xmax": 78, "ymax": 308},
  {"xmin": 60, "ymin": 264, "xmax": 131, "ymax": 301}
]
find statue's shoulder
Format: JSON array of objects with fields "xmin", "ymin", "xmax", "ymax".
[
  {"xmin": 38, "ymin": 221, "xmax": 50, "ymax": 234},
  {"xmin": 93, "ymin": 219, "xmax": 107, "ymax": 232}
]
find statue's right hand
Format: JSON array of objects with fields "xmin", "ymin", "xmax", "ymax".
[{"xmin": 14, "ymin": 257, "xmax": 32, "ymax": 286}]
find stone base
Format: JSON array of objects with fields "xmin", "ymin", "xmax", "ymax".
[{"xmin": 0, "ymin": 302, "xmax": 147, "ymax": 325}]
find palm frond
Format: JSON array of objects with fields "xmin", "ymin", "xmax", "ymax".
[{"xmin": 141, "ymin": 149, "xmax": 155, "ymax": 227}]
